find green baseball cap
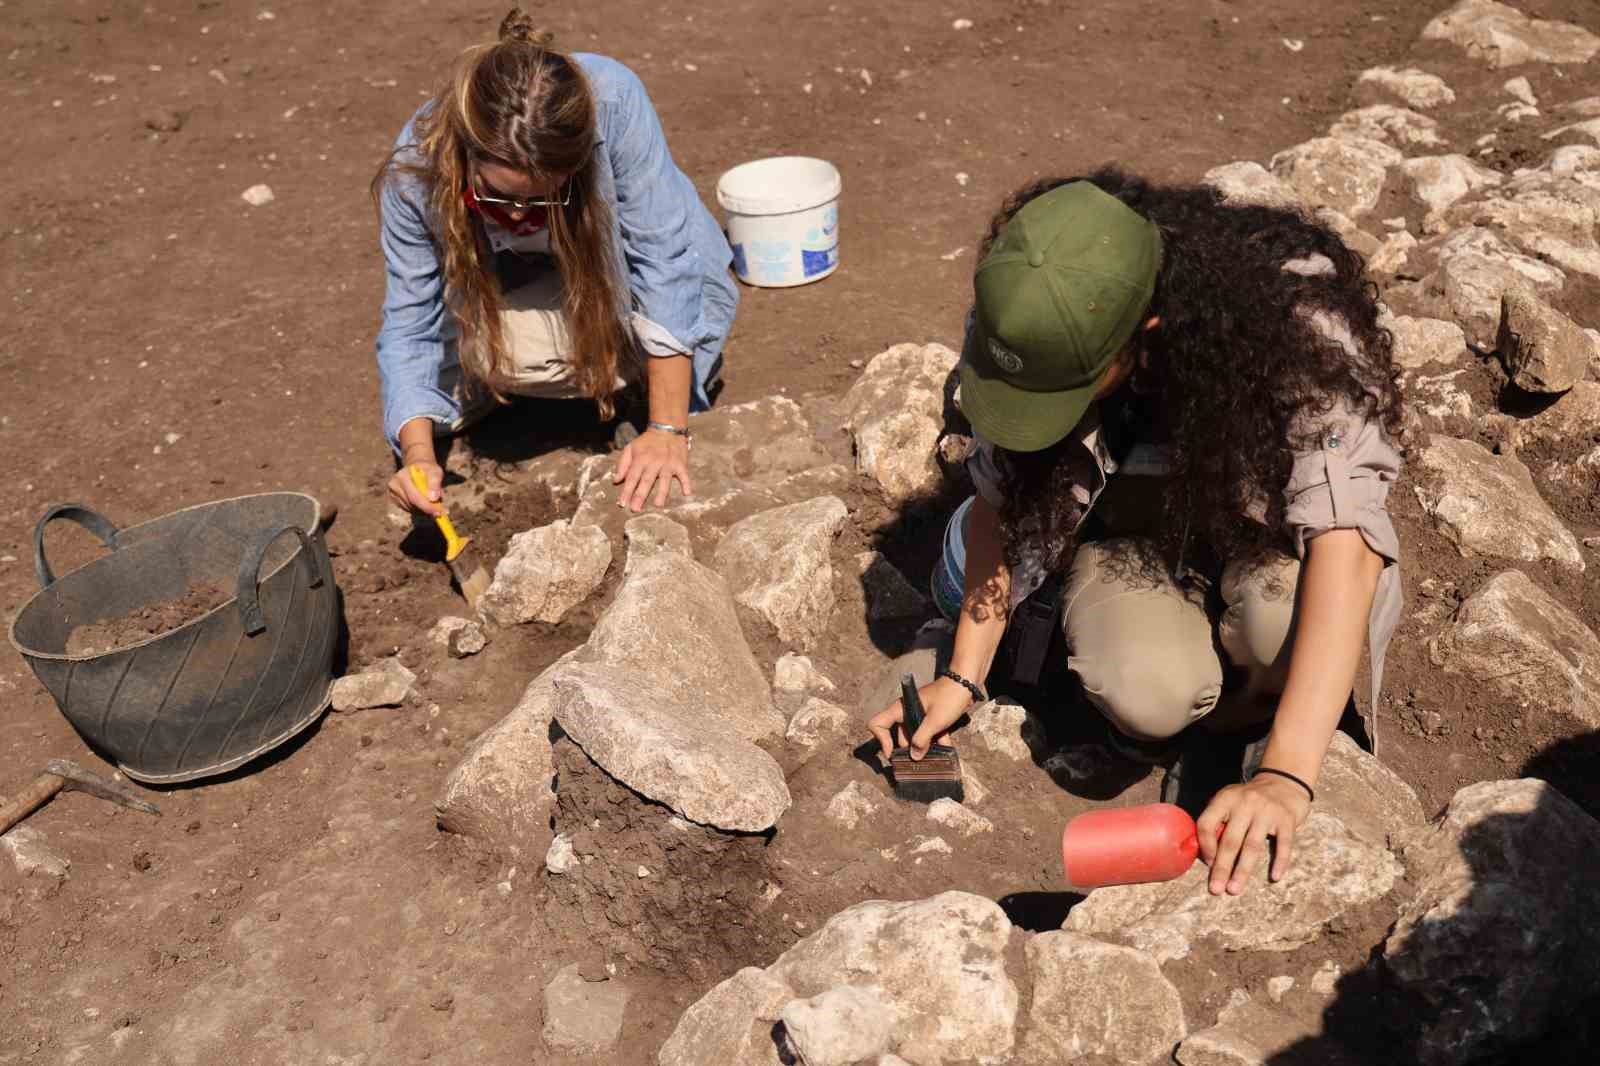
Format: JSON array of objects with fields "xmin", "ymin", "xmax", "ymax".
[{"xmin": 959, "ymin": 181, "xmax": 1163, "ymax": 452}]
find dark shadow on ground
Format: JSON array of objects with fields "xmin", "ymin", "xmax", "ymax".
[{"xmin": 1261, "ymin": 728, "xmax": 1600, "ymax": 1066}]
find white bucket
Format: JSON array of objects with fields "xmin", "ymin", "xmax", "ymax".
[{"xmin": 716, "ymin": 157, "xmax": 842, "ymax": 288}]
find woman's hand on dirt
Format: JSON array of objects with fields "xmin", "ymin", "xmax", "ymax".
[
  {"xmin": 613, "ymin": 429, "xmax": 692, "ymax": 512},
  {"xmin": 388, "ymin": 461, "xmax": 445, "ymax": 518},
  {"xmin": 868, "ymin": 676, "xmax": 972, "ymax": 761},
  {"xmin": 1196, "ymin": 774, "xmax": 1313, "ymax": 896}
]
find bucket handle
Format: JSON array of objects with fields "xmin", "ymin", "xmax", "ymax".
[
  {"xmin": 33, "ymin": 504, "xmax": 122, "ymax": 589},
  {"xmin": 237, "ymin": 525, "xmax": 324, "ymax": 637}
]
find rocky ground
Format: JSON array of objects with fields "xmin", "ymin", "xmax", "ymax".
[{"xmin": 4, "ymin": 1, "xmax": 1600, "ymax": 1064}]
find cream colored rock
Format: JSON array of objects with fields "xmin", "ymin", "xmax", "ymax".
[
  {"xmin": 330, "ymin": 656, "xmax": 414, "ymax": 711},
  {"xmin": 1270, "ymin": 136, "xmax": 1401, "ymax": 218},
  {"xmin": 1383, "ymin": 312, "xmax": 1467, "ymax": 370},
  {"xmin": 1496, "ymin": 381, "xmax": 1600, "ymax": 447},
  {"xmin": 1317, "ymin": 732, "xmax": 1427, "ymax": 848},
  {"xmin": 1201, "ymin": 161, "xmax": 1304, "ymax": 211},
  {"xmin": 1423, "ymin": 0, "xmax": 1600, "ymax": 69},
  {"xmin": 1356, "ymin": 66, "xmax": 1456, "ymax": 110},
  {"xmin": 657, "ymin": 967, "xmax": 793, "ymax": 1066},
  {"xmin": 1401, "ymin": 155, "xmax": 1503, "ymax": 216},
  {"xmin": 1431, "ymin": 570, "xmax": 1600, "ymax": 729},
  {"xmin": 773, "ymin": 653, "xmax": 836, "ymax": 697},
  {"xmin": 1329, "ymin": 105, "xmax": 1445, "ymax": 149},
  {"xmin": 843, "ymin": 343, "xmax": 960, "ymax": 503},
  {"xmin": 1368, "ymin": 230, "xmax": 1417, "ymax": 276},
  {"xmin": 1504, "ymin": 76, "xmax": 1537, "ymax": 106},
  {"xmin": 712, "ymin": 496, "xmax": 849, "ymax": 649},
  {"xmin": 787, "ymin": 697, "xmax": 852, "ymax": 750},
  {"xmin": 1021, "ymin": 932, "xmax": 1187, "ymax": 1064},
  {"xmin": 1065, "ymin": 812, "xmax": 1400, "ymax": 962},
  {"xmin": 551, "ymin": 661, "xmax": 791, "ymax": 832},
  {"xmin": 477, "ymin": 519, "xmax": 612, "ymax": 626},
  {"xmin": 436, "ymin": 659, "xmax": 572, "ymax": 862},
  {"xmin": 927, "ymin": 798, "xmax": 993, "ymax": 837},
  {"xmin": 585, "ymin": 550, "xmax": 783, "ymax": 743},
  {"xmin": 622, "ymin": 513, "xmax": 692, "ymax": 570},
  {"xmin": 1497, "ymin": 291, "xmax": 1595, "ymax": 393},
  {"xmin": 825, "ymin": 781, "xmax": 882, "ymax": 830},
  {"xmin": 1, "ymin": 825, "xmax": 69, "ymax": 881},
  {"xmin": 1414, "ymin": 436, "xmax": 1584, "ymax": 570},
  {"xmin": 1425, "ymin": 227, "xmax": 1565, "ymax": 345},
  {"xmin": 1387, "ymin": 779, "xmax": 1600, "ymax": 1064},
  {"xmin": 779, "ymin": 985, "xmax": 900, "ymax": 1066},
  {"xmin": 1175, "ymin": 993, "xmax": 1363, "ymax": 1066},
  {"xmin": 1445, "ymin": 180, "xmax": 1600, "ymax": 281},
  {"xmin": 965, "ymin": 700, "xmax": 1044, "ymax": 762}
]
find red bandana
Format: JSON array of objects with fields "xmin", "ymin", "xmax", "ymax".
[{"xmin": 463, "ymin": 181, "xmax": 549, "ymax": 236}]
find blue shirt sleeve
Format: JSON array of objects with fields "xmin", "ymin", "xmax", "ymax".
[
  {"xmin": 603, "ymin": 65, "xmax": 709, "ymax": 352},
  {"xmin": 375, "ymin": 155, "xmax": 461, "ymax": 455}
]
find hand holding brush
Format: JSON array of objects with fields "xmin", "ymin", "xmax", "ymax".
[{"xmin": 879, "ymin": 674, "xmax": 966, "ymax": 804}]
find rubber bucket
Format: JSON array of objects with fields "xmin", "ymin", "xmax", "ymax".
[
  {"xmin": 717, "ymin": 156, "xmax": 841, "ymax": 287},
  {"xmin": 8, "ymin": 494, "xmax": 339, "ymax": 784}
]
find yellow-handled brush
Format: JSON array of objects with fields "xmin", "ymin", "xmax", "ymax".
[{"xmin": 409, "ymin": 465, "xmax": 492, "ymax": 609}]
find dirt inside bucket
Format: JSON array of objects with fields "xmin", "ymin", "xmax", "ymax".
[{"xmin": 65, "ymin": 582, "xmax": 231, "ymax": 657}]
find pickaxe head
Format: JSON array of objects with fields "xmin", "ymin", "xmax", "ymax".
[{"xmin": 44, "ymin": 759, "xmax": 161, "ymax": 817}]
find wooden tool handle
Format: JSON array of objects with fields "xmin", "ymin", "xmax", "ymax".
[{"xmin": 0, "ymin": 773, "xmax": 66, "ymax": 836}]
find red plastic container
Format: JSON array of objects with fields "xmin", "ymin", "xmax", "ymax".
[{"xmin": 1061, "ymin": 803, "xmax": 1200, "ymax": 889}]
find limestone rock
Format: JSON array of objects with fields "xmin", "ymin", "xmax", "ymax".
[
  {"xmin": 1401, "ymin": 155, "xmax": 1503, "ymax": 216},
  {"xmin": 856, "ymin": 552, "xmax": 931, "ymax": 621},
  {"xmin": 1414, "ymin": 436, "xmax": 1584, "ymax": 570},
  {"xmin": 477, "ymin": 520, "xmax": 612, "ymax": 626},
  {"xmin": 429, "ymin": 616, "xmax": 487, "ymax": 658},
  {"xmin": 1385, "ymin": 312, "xmax": 1467, "ymax": 370},
  {"xmin": 1422, "ymin": 0, "xmax": 1600, "ymax": 69},
  {"xmin": 1356, "ymin": 66, "xmax": 1456, "ymax": 110},
  {"xmin": 240, "ymin": 183, "xmax": 274, "ymax": 206},
  {"xmin": 1313, "ymin": 208, "xmax": 1381, "ymax": 259},
  {"xmin": 1368, "ymin": 230, "xmax": 1418, "ymax": 276},
  {"xmin": 965, "ymin": 699, "xmax": 1044, "ymax": 762},
  {"xmin": 585, "ymin": 550, "xmax": 782, "ymax": 743},
  {"xmin": 330, "ymin": 656, "xmax": 414, "ymax": 711},
  {"xmin": 1445, "ymin": 181, "xmax": 1600, "ymax": 282},
  {"xmin": 1329, "ymin": 105, "xmax": 1445, "ymax": 150},
  {"xmin": 780, "ymin": 985, "xmax": 899, "ymax": 1066},
  {"xmin": 843, "ymin": 343, "xmax": 960, "ymax": 503},
  {"xmin": 1504, "ymin": 76, "xmax": 1537, "ymax": 106},
  {"xmin": 1201, "ymin": 161, "xmax": 1304, "ymax": 211},
  {"xmin": 1318, "ymin": 732, "xmax": 1427, "ymax": 848},
  {"xmin": 1266, "ymin": 977, "xmax": 1296, "ymax": 1003},
  {"xmin": 927, "ymin": 798, "xmax": 993, "ymax": 836},
  {"xmin": 787, "ymin": 697, "xmax": 851, "ymax": 750},
  {"xmin": 657, "ymin": 966, "xmax": 793, "ymax": 1066},
  {"xmin": 544, "ymin": 833, "xmax": 577, "ymax": 874},
  {"xmin": 825, "ymin": 781, "xmax": 882, "ymax": 830},
  {"xmin": 542, "ymin": 964, "xmax": 629, "ymax": 1053},
  {"xmin": 1270, "ymin": 136, "xmax": 1401, "ymax": 218},
  {"xmin": 436, "ymin": 666, "xmax": 565, "ymax": 862},
  {"xmin": 1386, "ymin": 779, "xmax": 1600, "ymax": 1064},
  {"xmin": 1021, "ymin": 931, "xmax": 1186, "ymax": 1064},
  {"xmin": 773, "ymin": 653, "xmax": 836, "ymax": 699},
  {"xmin": 1431, "ymin": 570, "xmax": 1600, "ymax": 730},
  {"xmin": 623, "ymin": 513, "xmax": 692, "ymax": 570},
  {"xmin": 1495, "ymin": 381, "xmax": 1600, "ymax": 448},
  {"xmin": 550, "ymin": 661, "xmax": 791, "ymax": 832},
  {"xmin": 770, "ymin": 893, "xmax": 1020, "ymax": 1065},
  {"xmin": 713, "ymin": 496, "xmax": 848, "ymax": 649},
  {"xmin": 1426, "ymin": 227, "xmax": 1566, "ymax": 346},
  {"xmin": 1497, "ymin": 291, "xmax": 1594, "ymax": 393},
  {"xmin": 1065, "ymin": 812, "xmax": 1400, "ymax": 962},
  {"xmin": 1175, "ymin": 993, "xmax": 1362, "ymax": 1066},
  {"xmin": 1, "ymin": 825, "xmax": 70, "ymax": 881}
]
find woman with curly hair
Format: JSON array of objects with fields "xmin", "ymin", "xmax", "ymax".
[
  {"xmin": 373, "ymin": 9, "xmax": 737, "ymax": 516},
  {"xmin": 868, "ymin": 169, "xmax": 1403, "ymax": 897}
]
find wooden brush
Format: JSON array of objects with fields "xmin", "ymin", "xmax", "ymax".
[
  {"xmin": 409, "ymin": 465, "xmax": 492, "ymax": 608},
  {"xmin": 889, "ymin": 673, "xmax": 965, "ymax": 804}
]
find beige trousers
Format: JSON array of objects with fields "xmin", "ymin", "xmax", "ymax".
[
  {"xmin": 1065, "ymin": 539, "xmax": 1300, "ymax": 741},
  {"xmin": 446, "ymin": 270, "xmax": 632, "ymax": 430}
]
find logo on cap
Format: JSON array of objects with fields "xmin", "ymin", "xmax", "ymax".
[{"xmin": 988, "ymin": 338, "xmax": 1024, "ymax": 374}]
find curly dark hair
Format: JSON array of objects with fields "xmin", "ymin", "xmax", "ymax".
[{"xmin": 984, "ymin": 166, "xmax": 1402, "ymax": 576}]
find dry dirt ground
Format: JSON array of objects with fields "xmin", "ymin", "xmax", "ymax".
[{"xmin": 2, "ymin": 1, "xmax": 1599, "ymax": 1063}]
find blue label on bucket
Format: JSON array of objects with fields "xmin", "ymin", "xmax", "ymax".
[
  {"xmin": 731, "ymin": 243, "xmax": 748, "ymax": 278},
  {"xmin": 802, "ymin": 244, "xmax": 838, "ymax": 277}
]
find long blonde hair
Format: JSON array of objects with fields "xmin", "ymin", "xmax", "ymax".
[{"xmin": 372, "ymin": 8, "xmax": 633, "ymax": 417}]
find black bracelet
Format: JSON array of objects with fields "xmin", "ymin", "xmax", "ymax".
[
  {"xmin": 1253, "ymin": 766, "xmax": 1315, "ymax": 804},
  {"xmin": 938, "ymin": 669, "xmax": 986, "ymax": 704}
]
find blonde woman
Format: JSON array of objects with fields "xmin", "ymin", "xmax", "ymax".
[{"xmin": 374, "ymin": 8, "xmax": 738, "ymax": 515}]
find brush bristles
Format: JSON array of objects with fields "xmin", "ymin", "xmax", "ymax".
[
  {"xmin": 454, "ymin": 563, "xmax": 493, "ymax": 608},
  {"xmin": 890, "ymin": 749, "xmax": 965, "ymax": 804}
]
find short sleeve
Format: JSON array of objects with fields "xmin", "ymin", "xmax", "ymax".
[
  {"xmin": 965, "ymin": 435, "xmax": 1011, "ymax": 508},
  {"xmin": 1283, "ymin": 403, "xmax": 1402, "ymax": 564}
]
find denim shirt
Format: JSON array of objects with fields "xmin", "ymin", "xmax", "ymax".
[{"xmin": 374, "ymin": 53, "xmax": 738, "ymax": 451}]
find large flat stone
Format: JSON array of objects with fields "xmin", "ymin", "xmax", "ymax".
[
  {"xmin": 712, "ymin": 496, "xmax": 849, "ymax": 649},
  {"xmin": 1497, "ymin": 290, "xmax": 1595, "ymax": 393},
  {"xmin": 477, "ymin": 519, "xmax": 612, "ymax": 626},
  {"xmin": 1020, "ymin": 931, "xmax": 1186, "ymax": 1064},
  {"xmin": 843, "ymin": 343, "xmax": 960, "ymax": 503},
  {"xmin": 1414, "ymin": 436, "xmax": 1584, "ymax": 571},
  {"xmin": 551, "ymin": 661, "xmax": 791, "ymax": 832},
  {"xmin": 1423, "ymin": 0, "xmax": 1600, "ymax": 69},
  {"xmin": 1269, "ymin": 136, "xmax": 1402, "ymax": 218},
  {"xmin": 1425, "ymin": 227, "xmax": 1566, "ymax": 346}
]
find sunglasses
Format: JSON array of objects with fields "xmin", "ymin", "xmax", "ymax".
[{"xmin": 471, "ymin": 173, "xmax": 572, "ymax": 211}]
